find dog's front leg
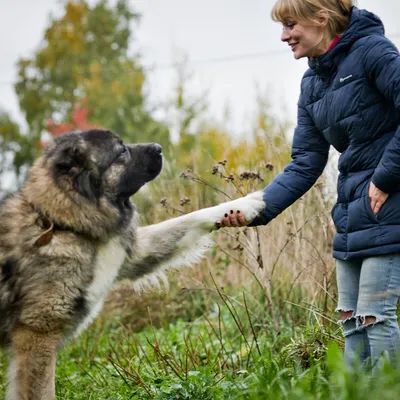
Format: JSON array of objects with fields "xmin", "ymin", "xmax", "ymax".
[
  {"xmin": 119, "ymin": 191, "xmax": 265, "ymax": 281},
  {"xmin": 7, "ymin": 328, "xmax": 60, "ymax": 400}
]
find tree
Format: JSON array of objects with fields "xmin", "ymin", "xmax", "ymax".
[
  {"xmin": 14, "ymin": 0, "xmax": 170, "ymax": 156},
  {"xmin": 0, "ymin": 111, "xmax": 32, "ymax": 195}
]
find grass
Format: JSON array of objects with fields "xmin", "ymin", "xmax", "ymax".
[
  {"xmin": 25, "ymin": 284, "xmax": 398, "ymax": 400},
  {"xmin": 1, "ymin": 261, "xmax": 398, "ymax": 400}
]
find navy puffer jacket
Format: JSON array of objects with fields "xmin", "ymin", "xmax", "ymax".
[{"xmin": 254, "ymin": 7, "xmax": 400, "ymax": 260}]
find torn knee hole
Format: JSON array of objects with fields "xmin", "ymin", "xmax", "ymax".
[
  {"xmin": 360, "ymin": 315, "xmax": 377, "ymax": 325},
  {"xmin": 339, "ymin": 310, "xmax": 354, "ymax": 321}
]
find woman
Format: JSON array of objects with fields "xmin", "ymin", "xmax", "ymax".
[{"xmin": 217, "ymin": 0, "xmax": 400, "ymax": 367}]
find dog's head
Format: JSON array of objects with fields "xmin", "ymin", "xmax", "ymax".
[
  {"xmin": 21, "ymin": 129, "xmax": 162, "ymax": 240},
  {"xmin": 24, "ymin": 129, "xmax": 158, "ymax": 220},
  {"xmin": 44, "ymin": 129, "xmax": 163, "ymax": 209}
]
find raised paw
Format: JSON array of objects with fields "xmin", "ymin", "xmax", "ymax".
[
  {"xmin": 228, "ymin": 191, "xmax": 265, "ymax": 223},
  {"xmin": 215, "ymin": 191, "xmax": 265, "ymax": 229}
]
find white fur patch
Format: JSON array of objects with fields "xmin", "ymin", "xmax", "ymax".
[
  {"xmin": 132, "ymin": 234, "xmax": 213, "ymax": 292},
  {"xmin": 76, "ymin": 238, "xmax": 126, "ymax": 334}
]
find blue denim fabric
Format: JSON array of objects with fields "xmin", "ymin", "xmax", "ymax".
[{"xmin": 336, "ymin": 254, "xmax": 400, "ymax": 367}]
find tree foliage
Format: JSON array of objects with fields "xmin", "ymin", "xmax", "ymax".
[
  {"xmin": 14, "ymin": 0, "xmax": 170, "ymax": 152},
  {"xmin": 0, "ymin": 111, "xmax": 30, "ymax": 174},
  {"xmin": 0, "ymin": 111, "xmax": 33, "ymax": 195}
]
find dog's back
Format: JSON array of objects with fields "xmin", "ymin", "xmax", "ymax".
[{"xmin": 0, "ymin": 194, "xmax": 28, "ymax": 344}]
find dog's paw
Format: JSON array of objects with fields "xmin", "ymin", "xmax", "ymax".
[
  {"xmin": 225, "ymin": 191, "xmax": 265, "ymax": 223},
  {"xmin": 194, "ymin": 191, "xmax": 265, "ymax": 231}
]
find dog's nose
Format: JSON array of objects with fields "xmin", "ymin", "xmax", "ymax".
[{"xmin": 147, "ymin": 143, "xmax": 162, "ymax": 155}]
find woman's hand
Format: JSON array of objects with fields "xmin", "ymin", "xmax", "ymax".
[
  {"xmin": 214, "ymin": 191, "xmax": 265, "ymax": 229},
  {"xmin": 368, "ymin": 182, "xmax": 389, "ymax": 215},
  {"xmin": 216, "ymin": 210, "xmax": 248, "ymax": 228}
]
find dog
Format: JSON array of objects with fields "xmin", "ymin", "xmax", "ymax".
[{"xmin": 0, "ymin": 128, "xmax": 265, "ymax": 399}]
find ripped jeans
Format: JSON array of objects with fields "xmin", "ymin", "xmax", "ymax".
[{"xmin": 336, "ymin": 254, "xmax": 400, "ymax": 367}]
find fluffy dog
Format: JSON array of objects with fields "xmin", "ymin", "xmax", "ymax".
[{"xmin": 0, "ymin": 129, "xmax": 265, "ymax": 399}]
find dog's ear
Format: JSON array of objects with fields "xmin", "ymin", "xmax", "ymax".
[
  {"xmin": 53, "ymin": 141, "xmax": 102, "ymax": 202},
  {"xmin": 73, "ymin": 169, "xmax": 102, "ymax": 202},
  {"xmin": 54, "ymin": 145, "xmax": 85, "ymax": 171}
]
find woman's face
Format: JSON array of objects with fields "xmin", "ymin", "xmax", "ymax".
[{"xmin": 281, "ymin": 20, "xmax": 328, "ymax": 59}]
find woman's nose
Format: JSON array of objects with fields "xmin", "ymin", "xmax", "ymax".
[{"xmin": 281, "ymin": 27, "xmax": 290, "ymax": 42}]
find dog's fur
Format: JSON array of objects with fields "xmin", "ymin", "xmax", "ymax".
[{"xmin": 0, "ymin": 129, "xmax": 265, "ymax": 399}]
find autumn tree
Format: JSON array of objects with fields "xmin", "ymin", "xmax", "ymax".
[
  {"xmin": 14, "ymin": 0, "xmax": 170, "ymax": 159},
  {"xmin": 0, "ymin": 111, "xmax": 32, "ymax": 195}
]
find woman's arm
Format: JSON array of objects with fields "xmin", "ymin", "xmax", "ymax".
[{"xmin": 248, "ymin": 92, "xmax": 330, "ymax": 226}]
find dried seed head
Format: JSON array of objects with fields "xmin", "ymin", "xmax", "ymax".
[
  {"xmin": 239, "ymin": 171, "xmax": 263, "ymax": 182},
  {"xmin": 225, "ymin": 174, "xmax": 235, "ymax": 183},
  {"xmin": 265, "ymin": 163, "xmax": 274, "ymax": 171},
  {"xmin": 179, "ymin": 169, "xmax": 193, "ymax": 179},
  {"xmin": 212, "ymin": 165, "xmax": 220, "ymax": 175},
  {"xmin": 179, "ymin": 196, "xmax": 191, "ymax": 206}
]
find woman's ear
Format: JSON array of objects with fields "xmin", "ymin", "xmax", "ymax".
[{"xmin": 316, "ymin": 10, "xmax": 329, "ymax": 27}]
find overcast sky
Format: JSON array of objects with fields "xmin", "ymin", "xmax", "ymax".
[{"xmin": 1, "ymin": 0, "xmax": 400, "ymax": 139}]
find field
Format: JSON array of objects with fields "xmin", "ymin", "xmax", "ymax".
[{"xmin": 1, "ymin": 126, "xmax": 399, "ymax": 400}]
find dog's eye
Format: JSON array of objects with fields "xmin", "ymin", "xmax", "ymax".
[{"xmin": 120, "ymin": 145, "xmax": 127, "ymax": 154}]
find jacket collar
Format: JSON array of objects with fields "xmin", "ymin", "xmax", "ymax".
[{"xmin": 308, "ymin": 7, "xmax": 384, "ymax": 80}]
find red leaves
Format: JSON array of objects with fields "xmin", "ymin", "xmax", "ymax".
[
  {"xmin": 42, "ymin": 100, "xmax": 99, "ymax": 148},
  {"xmin": 46, "ymin": 101, "xmax": 96, "ymax": 137}
]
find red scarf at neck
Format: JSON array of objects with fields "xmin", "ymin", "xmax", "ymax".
[
  {"xmin": 326, "ymin": 36, "xmax": 341, "ymax": 53},
  {"xmin": 310, "ymin": 36, "xmax": 341, "ymax": 60}
]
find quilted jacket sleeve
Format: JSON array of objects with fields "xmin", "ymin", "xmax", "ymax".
[
  {"xmin": 364, "ymin": 36, "xmax": 400, "ymax": 193},
  {"xmin": 250, "ymin": 90, "xmax": 330, "ymax": 226}
]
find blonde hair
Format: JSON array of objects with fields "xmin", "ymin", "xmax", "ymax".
[{"xmin": 272, "ymin": 0, "xmax": 354, "ymax": 36}]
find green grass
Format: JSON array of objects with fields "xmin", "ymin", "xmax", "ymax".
[
  {"xmin": 50, "ymin": 309, "xmax": 400, "ymax": 400},
  {"xmin": 0, "ymin": 278, "xmax": 399, "ymax": 400},
  {"xmin": 1, "ymin": 283, "xmax": 395, "ymax": 400}
]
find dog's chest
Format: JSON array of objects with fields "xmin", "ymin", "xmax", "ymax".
[
  {"xmin": 74, "ymin": 238, "xmax": 126, "ymax": 336},
  {"xmin": 86, "ymin": 238, "xmax": 126, "ymax": 305}
]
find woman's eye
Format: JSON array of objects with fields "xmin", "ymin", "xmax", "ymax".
[{"xmin": 283, "ymin": 22, "xmax": 296, "ymax": 30}]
